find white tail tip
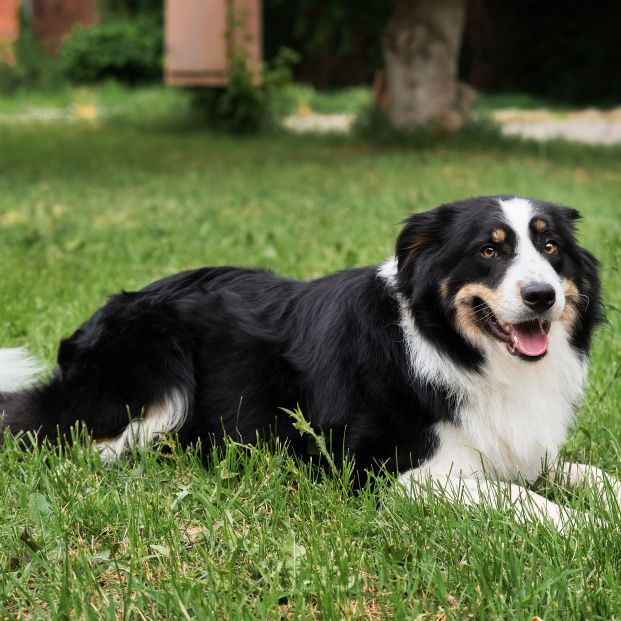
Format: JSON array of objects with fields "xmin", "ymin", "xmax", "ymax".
[{"xmin": 0, "ymin": 347, "xmax": 45, "ymax": 392}]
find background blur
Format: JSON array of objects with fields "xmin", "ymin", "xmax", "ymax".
[{"xmin": 1, "ymin": 0, "xmax": 621, "ymax": 135}]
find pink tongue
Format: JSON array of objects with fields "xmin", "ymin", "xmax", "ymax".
[{"xmin": 512, "ymin": 323, "xmax": 548, "ymax": 357}]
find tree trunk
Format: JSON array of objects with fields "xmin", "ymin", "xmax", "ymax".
[{"xmin": 382, "ymin": 0, "xmax": 470, "ymax": 130}]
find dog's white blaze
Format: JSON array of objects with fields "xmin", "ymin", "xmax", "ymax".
[
  {"xmin": 379, "ymin": 255, "xmax": 586, "ymax": 482},
  {"xmin": 96, "ymin": 389, "xmax": 188, "ymax": 464},
  {"xmin": 497, "ymin": 197, "xmax": 565, "ymax": 322},
  {"xmin": 0, "ymin": 348, "xmax": 45, "ymax": 392}
]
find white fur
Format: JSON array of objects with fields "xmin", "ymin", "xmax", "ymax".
[
  {"xmin": 0, "ymin": 348, "xmax": 45, "ymax": 393},
  {"xmin": 378, "ymin": 250, "xmax": 586, "ymax": 484},
  {"xmin": 379, "ymin": 257, "xmax": 483, "ymax": 402},
  {"xmin": 497, "ymin": 197, "xmax": 565, "ymax": 323},
  {"xmin": 380, "ymin": 243, "xmax": 591, "ymax": 531},
  {"xmin": 403, "ymin": 476, "xmax": 580, "ymax": 532},
  {"xmin": 96, "ymin": 389, "xmax": 188, "ymax": 463}
]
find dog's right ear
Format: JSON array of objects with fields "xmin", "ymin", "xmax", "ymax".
[{"xmin": 396, "ymin": 205, "xmax": 455, "ymax": 271}]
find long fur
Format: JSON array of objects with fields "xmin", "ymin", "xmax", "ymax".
[
  {"xmin": 0, "ymin": 348, "xmax": 44, "ymax": 393},
  {"xmin": 0, "ymin": 196, "xmax": 602, "ymax": 489}
]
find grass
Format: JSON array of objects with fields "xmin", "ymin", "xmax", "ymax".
[
  {"xmin": 0, "ymin": 81, "xmax": 192, "ymax": 129},
  {"xmin": 0, "ymin": 86, "xmax": 621, "ymax": 619},
  {"xmin": 472, "ymin": 92, "xmax": 578, "ymax": 113},
  {"xmin": 280, "ymin": 84, "xmax": 373, "ymax": 115}
]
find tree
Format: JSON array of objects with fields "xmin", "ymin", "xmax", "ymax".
[{"xmin": 382, "ymin": 0, "xmax": 473, "ymax": 130}]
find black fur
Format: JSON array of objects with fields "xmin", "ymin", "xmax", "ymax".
[{"xmin": 0, "ymin": 196, "xmax": 602, "ymax": 478}]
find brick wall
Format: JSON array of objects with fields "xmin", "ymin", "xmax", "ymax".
[
  {"xmin": 0, "ymin": 0, "xmax": 19, "ymax": 63},
  {"xmin": 32, "ymin": 0, "xmax": 98, "ymax": 53},
  {"xmin": 0, "ymin": 0, "xmax": 19, "ymax": 41}
]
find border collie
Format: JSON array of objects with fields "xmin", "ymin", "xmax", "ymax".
[{"xmin": 0, "ymin": 195, "xmax": 616, "ymax": 530}]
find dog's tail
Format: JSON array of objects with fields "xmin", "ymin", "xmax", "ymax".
[
  {"xmin": 0, "ymin": 348, "xmax": 51, "ymax": 441},
  {"xmin": 0, "ymin": 348, "xmax": 44, "ymax": 394},
  {"xmin": 0, "ymin": 332, "xmax": 195, "ymax": 461}
]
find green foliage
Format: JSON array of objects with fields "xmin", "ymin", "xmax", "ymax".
[
  {"xmin": 59, "ymin": 17, "xmax": 162, "ymax": 85},
  {"xmin": 191, "ymin": 57, "xmax": 266, "ymax": 135},
  {"xmin": 265, "ymin": 0, "xmax": 621, "ymax": 104},
  {"xmin": 191, "ymin": 47, "xmax": 300, "ymax": 134},
  {"xmin": 352, "ymin": 104, "xmax": 508, "ymax": 152},
  {"xmin": 1, "ymin": 3, "xmax": 164, "ymax": 92},
  {"xmin": 271, "ymin": 83, "xmax": 372, "ymax": 118},
  {"xmin": 352, "ymin": 105, "xmax": 405, "ymax": 144},
  {"xmin": 282, "ymin": 406, "xmax": 339, "ymax": 478},
  {"xmin": 264, "ymin": 0, "xmax": 389, "ymax": 87},
  {"xmin": 0, "ymin": 63, "xmax": 22, "ymax": 94},
  {"xmin": 100, "ymin": 0, "xmax": 163, "ymax": 20},
  {"xmin": 0, "ymin": 34, "xmax": 65, "ymax": 94}
]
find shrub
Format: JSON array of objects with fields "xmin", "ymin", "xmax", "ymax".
[
  {"xmin": 191, "ymin": 47, "xmax": 300, "ymax": 135},
  {"xmin": 0, "ymin": 34, "xmax": 65, "ymax": 94},
  {"xmin": 264, "ymin": 0, "xmax": 389, "ymax": 88},
  {"xmin": 60, "ymin": 17, "xmax": 162, "ymax": 85}
]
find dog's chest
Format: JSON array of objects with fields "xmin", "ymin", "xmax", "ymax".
[{"xmin": 423, "ymin": 325, "xmax": 587, "ymax": 481}]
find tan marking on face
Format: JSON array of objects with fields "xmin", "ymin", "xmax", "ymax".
[
  {"xmin": 453, "ymin": 283, "xmax": 503, "ymax": 347},
  {"xmin": 562, "ymin": 278, "xmax": 579, "ymax": 298},
  {"xmin": 406, "ymin": 234, "xmax": 429, "ymax": 256},
  {"xmin": 532, "ymin": 218, "xmax": 547, "ymax": 234},
  {"xmin": 401, "ymin": 234, "xmax": 429, "ymax": 268},
  {"xmin": 560, "ymin": 304, "xmax": 578, "ymax": 330},
  {"xmin": 454, "ymin": 305, "xmax": 487, "ymax": 347},
  {"xmin": 439, "ymin": 277, "xmax": 450, "ymax": 303},
  {"xmin": 560, "ymin": 277, "xmax": 579, "ymax": 329},
  {"xmin": 491, "ymin": 228, "xmax": 506, "ymax": 244}
]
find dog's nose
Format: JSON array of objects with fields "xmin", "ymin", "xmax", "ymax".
[{"xmin": 521, "ymin": 283, "xmax": 556, "ymax": 313}]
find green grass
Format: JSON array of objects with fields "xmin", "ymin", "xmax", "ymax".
[
  {"xmin": 0, "ymin": 81, "xmax": 192, "ymax": 129},
  {"xmin": 473, "ymin": 92, "xmax": 577, "ymax": 112},
  {"xmin": 1, "ymin": 88, "xmax": 621, "ymax": 619},
  {"xmin": 280, "ymin": 84, "xmax": 373, "ymax": 115}
]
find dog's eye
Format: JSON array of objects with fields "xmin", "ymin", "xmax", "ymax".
[
  {"xmin": 481, "ymin": 246, "xmax": 497, "ymax": 259},
  {"xmin": 544, "ymin": 241, "xmax": 558, "ymax": 255}
]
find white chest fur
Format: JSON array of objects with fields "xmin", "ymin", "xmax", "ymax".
[
  {"xmin": 427, "ymin": 323, "xmax": 586, "ymax": 482},
  {"xmin": 378, "ymin": 258, "xmax": 587, "ymax": 482}
]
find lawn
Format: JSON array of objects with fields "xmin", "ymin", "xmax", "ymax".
[{"xmin": 1, "ymin": 87, "xmax": 621, "ymax": 620}]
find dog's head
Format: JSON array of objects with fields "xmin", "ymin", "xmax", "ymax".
[{"xmin": 395, "ymin": 196, "xmax": 601, "ymax": 365}]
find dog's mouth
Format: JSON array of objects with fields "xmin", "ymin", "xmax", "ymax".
[{"xmin": 474, "ymin": 299, "xmax": 551, "ymax": 360}]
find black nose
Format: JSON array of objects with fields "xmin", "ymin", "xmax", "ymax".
[{"xmin": 521, "ymin": 283, "xmax": 556, "ymax": 313}]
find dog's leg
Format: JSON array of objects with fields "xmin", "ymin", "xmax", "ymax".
[
  {"xmin": 546, "ymin": 461, "xmax": 621, "ymax": 513},
  {"xmin": 95, "ymin": 388, "xmax": 189, "ymax": 463},
  {"xmin": 398, "ymin": 470, "xmax": 580, "ymax": 532}
]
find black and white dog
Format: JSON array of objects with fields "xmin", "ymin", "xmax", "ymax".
[{"xmin": 0, "ymin": 195, "xmax": 616, "ymax": 529}]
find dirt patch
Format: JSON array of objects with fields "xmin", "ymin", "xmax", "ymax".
[
  {"xmin": 283, "ymin": 107, "xmax": 621, "ymax": 145},
  {"xmin": 493, "ymin": 107, "xmax": 621, "ymax": 145}
]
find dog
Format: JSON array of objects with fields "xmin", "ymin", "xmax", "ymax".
[{"xmin": 0, "ymin": 195, "xmax": 616, "ymax": 530}]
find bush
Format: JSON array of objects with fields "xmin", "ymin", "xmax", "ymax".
[
  {"xmin": 60, "ymin": 17, "xmax": 162, "ymax": 85},
  {"xmin": 0, "ymin": 34, "xmax": 65, "ymax": 94},
  {"xmin": 264, "ymin": 0, "xmax": 389, "ymax": 88},
  {"xmin": 191, "ymin": 56, "xmax": 266, "ymax": 134},
  {"xmin": 191, "ymin": 47, "xmax": 299, "ymax": 135},
  {"xmin": 0, "ymin": 63, "xmax": 21, "ymax": 94}
]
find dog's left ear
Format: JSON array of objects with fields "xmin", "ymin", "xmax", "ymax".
[
  {"xmin": 396, "ymin": 205, "xmax": 455, "ymax": 271},
  {"xmin": 561, "ymin": 205, "xmax": 581, "ymax": 226}
]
